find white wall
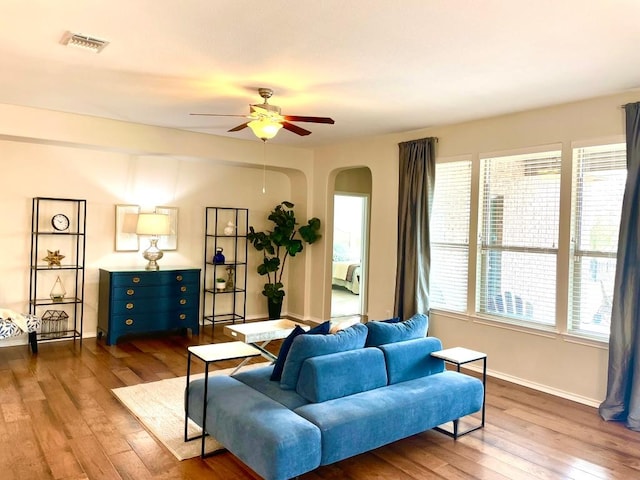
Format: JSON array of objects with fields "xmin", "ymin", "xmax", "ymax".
[
  {"xmin": 0, "ymin": 104, "xmax": 317, "ymax": 342},
  {"xmin": 311, "ymin": 91, "xmax": 640, "ymax": 406}
]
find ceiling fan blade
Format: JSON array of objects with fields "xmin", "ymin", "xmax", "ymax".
[
  {"xmin": 190, "ymin": 113, "xmax": 248, "ymax": 117},
  {"xmin": 282, "ymin": 121, "xmax": 312, "ymax": 136},
  {"xmin": 284, "ymin": 115, "xmax": 335, "ymax": 124},
  {"xmin": 228, "ymin": 122, "xmax": 249, "ymax": 132}
]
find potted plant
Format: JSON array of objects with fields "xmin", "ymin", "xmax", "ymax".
[
  {"xmin": 247, "ymin": 201, "xmax": 322, "ymax": 319},
  {"xmin": 215, "ymin": 277, "xmax": 227, "ymax": 290}
]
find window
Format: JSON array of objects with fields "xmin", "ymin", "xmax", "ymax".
[
  {"xmin": 569, "ymin": 143, "xmax": 626, "ymax": 337},
  {"xmin": 430, "ymin": 159, "xmax": 471, "ymax": 312},
  {"xmin": 477, "ymin": 150, "xmax": 561, "ymax": 327}
]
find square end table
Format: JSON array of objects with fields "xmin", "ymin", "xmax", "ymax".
[{"xmin": 431, "ymin": 346, "xmax": 487, "ymax": 439}]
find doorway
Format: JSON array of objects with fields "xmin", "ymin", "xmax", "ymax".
[{"xmin": 331, "ymin": 193, "xmax": 368, "ymax": 317}]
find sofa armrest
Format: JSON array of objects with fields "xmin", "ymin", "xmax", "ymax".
[{"xmin": 378, "ymin": 337, "xmax": 445, "ymax": 384}]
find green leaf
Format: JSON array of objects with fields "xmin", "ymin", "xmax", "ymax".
[{"xmin": 248, "ymin": 201, "xmax": 322, "ymax": 301}]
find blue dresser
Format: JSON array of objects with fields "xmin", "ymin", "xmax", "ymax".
[{"xmin": 98, "ymin": 267, "xmax": 200, "ymax": 345}]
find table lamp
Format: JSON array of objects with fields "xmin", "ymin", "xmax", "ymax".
[{"xmin": 136, "ymin": 213, "xmax": 171, "ymax": 270}]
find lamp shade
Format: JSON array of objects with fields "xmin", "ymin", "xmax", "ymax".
[
  {"xmin": 248, "ymin": 118, "xmax": 283, "ymax": 140},
  {"xmin": 136, "ymin": 213, "xmax": 171, "ymax": 236}
]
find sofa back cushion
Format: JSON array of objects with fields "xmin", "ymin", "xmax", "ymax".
[
  {"xmin": 296, "ymin": 347, "xmax": 387, "ymax": 403},
  {"xmin": 378, "ymin": 337, "xmax": 445, "ymax": 384},
  {"xmin": 280, "ymin": 323, "xmax": 368, "ymax": 390},
  {"xmin": 365, "ymin": 313, "xmax": 428, "ymax": 347},
  {"xmin": 270, "ymin": 321, "xmax": 331, "ymax": 381}
]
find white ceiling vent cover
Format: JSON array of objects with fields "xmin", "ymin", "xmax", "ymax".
[{"xmin": 60, "ymin": 31, "xmax": 109, "ymax": 53}]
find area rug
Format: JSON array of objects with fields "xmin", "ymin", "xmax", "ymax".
[{"xmin": 112, "ymin": 363, "xmax": 268, "ymax": 460}]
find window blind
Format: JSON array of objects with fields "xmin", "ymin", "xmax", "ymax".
[
  {"xmin": 477, "ymin": 150, "xmax": 561, "ymax": 326},
  {"xmin": 569, "ymin": 143, "xmax": 626, "ymax": 336},
  {"xmin": 430, "ymin": 160, "xmax": 471, "ymax": 312}
]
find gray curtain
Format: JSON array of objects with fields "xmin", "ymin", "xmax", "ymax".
[
  {"xmin": 394, "ymin": 137, "xmax": 436, "ymax": 320},
  {"xmin": 599, "ymin": 102, "xmax": 640, "ymax": 430}
]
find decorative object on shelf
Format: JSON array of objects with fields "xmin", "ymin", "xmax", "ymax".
[
  {"xmin": 225, "ymin": 265, "xmax": 235, "ymax": 290},
  {"xmin": 51, "ymin": 213, "xmax": 70, "ymax": 232},
  {"xmin": 247, "ymin": 201, "xmax": 322, "ymax": 319},
  {"xmin": 223, "ymin": 221, "xmax": 236, "ymax": 236},
  {"xmin": 50, "ymin": 276, "xmax": 66, "ymax": 302},
  {"xmin": 213, "ymin": 247, "xmax": 225, "ymax": 264},
  {"xmin": 216, "ymin": 278, "xmax": 227, "ymax": 290},
  {"xmin": 136, "ymin": 213, "xmax": 171, "ymax": 270},
  {"xmin": 43, "ymin": 249, "xmax": 65, "ymax": 267},
  {"xmin": 115, "ymin": 204, "xmax": 140, "ymax": 251},
  {"xmin": 41, "ymin": 309, "xmax": 68, "ymax": 338}
]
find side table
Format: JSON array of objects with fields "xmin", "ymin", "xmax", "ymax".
[
  {"xmin": 184, "ymin": 341, "xmax": 261, "ymax": 458},
  {"xmin": 431, "ymin": 346, "xmax": 486, "ymax": 439}
]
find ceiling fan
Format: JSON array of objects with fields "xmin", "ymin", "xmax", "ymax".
[{"xmin": 190, "ymin": 88, "xmax": 335, "ymax": 140}]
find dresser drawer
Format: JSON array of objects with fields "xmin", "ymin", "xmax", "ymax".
[
  {"xmin": 110, "ymin": 272, "xmax": 167, "ymax": 287},
  {"xmin": 110, "ymin": 296, "xmax": 173, "ymax": 315},
  {"xmin": 113, "ymin": 285, "xmax": 163, "ymax": 300},
  {"xmin": 172, "ymin": 308, "xmax": 199, "ymax": 325},
  {"xmin": 110, "ymin": 314, "xmax": 168, "ymax": 333},
  {"xmin": 170, "ymin": 281, "xmax": 198, "ymax": 296},
  {"xmin": 171, "ymin": 270, "xmax": 200, "ymax": 284}
]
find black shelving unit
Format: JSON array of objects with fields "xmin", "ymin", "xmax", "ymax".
[
  {"xmin": 202, "ymin": 207, "xmax": 248, "ymax": 329},
  {"xmin": 29, "ymin": 197, "xmax": 86, "ymax": 343}
]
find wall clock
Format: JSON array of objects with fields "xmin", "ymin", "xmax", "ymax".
[{"xmin": 52, "ymin": 213, "xmax": 70, "ymax": 231}]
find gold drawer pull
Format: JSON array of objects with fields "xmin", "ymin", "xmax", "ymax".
[
  {"xmin": 180, "ymin": 286, "xmax": 187, "ymax": 292},
  {"xmin": 126, "ymin": 289, "xmax": 135, "ymax": 296},
  {"xmin": 125, "ymin": 319, "xmax": 134, "ymax": 326},
  {"xmin": 176, "ymin": 275, "xmax": 183, "ymax": 281},
  {"xmin": 179, "ymin": 313, "xmax": 186, "ymax": 320},
  {"xmin": 132, "ymin": 277, "xmax": 141, "ymax": 284},
  {"xmin": 126, "ymin": 302, "xmax": 134, "ymax": 310},
  {"xmin": 180, "ymin": 299, "xmax": 187, "ymax": 305}
]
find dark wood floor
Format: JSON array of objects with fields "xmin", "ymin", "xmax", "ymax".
[{"xmin": 1, "ymin": 324, "xmax": 639, "ymax": 480}]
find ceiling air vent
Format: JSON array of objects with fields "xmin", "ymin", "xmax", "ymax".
[{"xmin": 60, "ymin": 31, "xmax": 109, "ymax": 53}]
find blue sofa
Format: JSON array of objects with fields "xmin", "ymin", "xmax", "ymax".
[{"xmin": 186, "ymin": 321, "xmax": 484, "ymax": 480}]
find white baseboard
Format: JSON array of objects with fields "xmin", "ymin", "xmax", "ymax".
[{"xmin": 461, "ymin": 363, "xmax": 601, "ymax": 408}]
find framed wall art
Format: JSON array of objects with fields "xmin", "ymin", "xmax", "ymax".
[
  {"xmin": 115, "ymin": 204, "xmax": 140, "ymax": 251},
  {"xmin": 155, "ymin": 206, "xmax": 178, "ymax": 250}
]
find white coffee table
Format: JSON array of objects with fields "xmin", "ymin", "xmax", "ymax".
[{"xmin": 224, "ymin": 319, "xmax": 310, "ymax": 361}]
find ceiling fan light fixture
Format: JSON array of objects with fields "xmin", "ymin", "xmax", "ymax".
[
  {"xmin": 248, "ymin": 118, "xmax": 283, "ymax": 140},
  {"xmin": 60, "ymin": 31, "xmax": 109, "ymax": 53}
]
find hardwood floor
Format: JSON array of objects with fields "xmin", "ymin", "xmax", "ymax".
[{"xmin": 0, "ymin": 325, "xmax": 638, "ymax": 480}]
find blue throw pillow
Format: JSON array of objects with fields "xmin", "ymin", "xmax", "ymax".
[
  {"xmin": 365, "ymin": 313, "xmax": 428, "ymax": 347},
  {"xmin": 381, "ymin": 317, "xmax": 400, "ymax": 323},
  {"xmin": 280, "ymin": 323, "xmax": 368, "ymax": 390},
  {"xmin": 307, "ymin": 320, "xmax": 332, "ymax": 335},
  {"xmin": 270, "ymin": 321, "xmax": 330, "ymax": 381}
]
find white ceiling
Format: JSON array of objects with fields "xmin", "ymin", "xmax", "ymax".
[{"xmin": 2, "ymin": 0, "xmax": 640, "ymax": 146}]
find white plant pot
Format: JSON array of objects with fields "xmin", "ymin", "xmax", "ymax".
[{"xmin": 216, "ymin": 282, "xmax": 226, "ymax": 291}]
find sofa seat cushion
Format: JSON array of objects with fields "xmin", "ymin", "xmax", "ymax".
[
  {"xmin": 296, "ymin": 347, "xmax": 388, "ymax": 403},
  {"xmin": 233, "ymin": 364, "xmax": 309, "ymax": 409},
  {"xmin": 280, "ymin": 323, "xmax": 368, "ymax": 390},
  {"xmin": 365, "ymin": 313, "xmax": 428, "ymax": 347},
  {"xmin": 186, "ymin": 375, "xmax": 321, "ymax": 480},
  {"xmin": 379, "ymin": 336, "xmax": 445, "ymax": 384},
  {"xmin": 294, "ymin": 370, "xmax": 483, "ymax": 466}
]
